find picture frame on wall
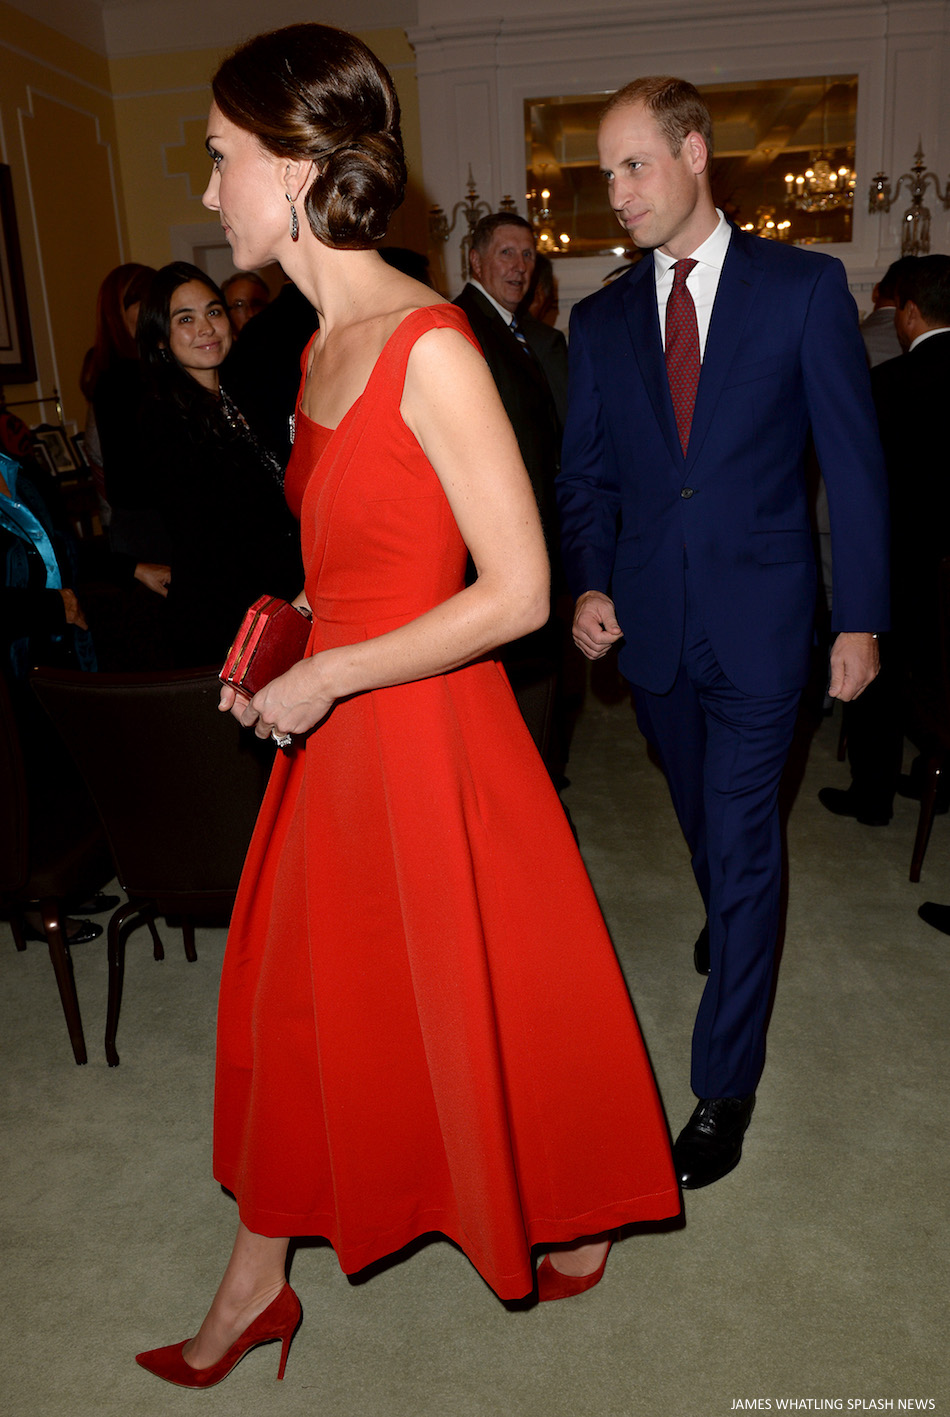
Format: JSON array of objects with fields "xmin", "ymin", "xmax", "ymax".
[
  {"xmin": 34, "ymin": 424, "xmax": 76, "ymax": 475},
  {"xmin": 31, "ymin": 440, "xmax": 53, "ymax": 474},
  {"xmin": 0, "ymin": 165, "xmax": 36, "ymax": 385}
]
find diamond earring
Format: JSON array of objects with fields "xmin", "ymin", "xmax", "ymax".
[{"xmin": 286, "ymin": 193, "xmax": 299, "ymax": 242}]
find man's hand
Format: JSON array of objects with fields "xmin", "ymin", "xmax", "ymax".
[
  {"xmin": 58, "ymin": 588, "xmax": 88, "ymax": 630},
  {"xmin": 828, "ymin": 631, "xmax": 880, "ymax": 702},
  {"xmin": 134, "ymin": 562, "xmax": 171, "ymax": 597},
  {"xmin": 572, "ymin": 590, "xmax": 623, "ymax": 660}
]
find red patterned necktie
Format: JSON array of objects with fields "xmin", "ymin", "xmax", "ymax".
[{"xmin": 665, "ymin": 257, "xmax": 700, "ymax": 456}]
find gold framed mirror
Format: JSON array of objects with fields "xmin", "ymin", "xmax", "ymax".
[{"xmin": 525, "ymin": 75, "xmax": 858, "ymax": 256}]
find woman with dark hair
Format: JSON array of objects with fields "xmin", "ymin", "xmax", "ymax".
[
  {"xmin": 133, "ymin": 261, "xmax": 302, "ymax": 665},
  {"xmin": 135, "ymin": 24, "xmax": 677, "ymax": 1388},
  {"xmin": 80, "ymin": 263, "xmax": 155, "ymax": 519}
]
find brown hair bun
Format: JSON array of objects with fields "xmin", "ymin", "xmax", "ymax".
[{"xmin": 211, "ymin": 24, "xmax": 407, "ymax": 250}]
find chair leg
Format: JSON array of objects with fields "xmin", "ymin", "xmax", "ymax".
[
  {"xmin": 40, "ymin": 897, "xmax": 87, "ymax": 1065},
  {"xmin": 104, "ymin": 899, "xmax": 147, "ymax": 1066},
  {"xmin": 182, "ymin": 919, "xmax": 197, "ymax": 962},
  {"xmin": 147, "ymin": 916, "xmax": 164, "ymax": 961},
  {"xmin": 910, "ymin": 757, "xmax": 943, "ymax": 882}
]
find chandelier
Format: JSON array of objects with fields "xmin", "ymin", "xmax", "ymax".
[
  {"xmin": 740, "ymin": 207, "xmax": 792, "ymax": 241},
  {"xmin": 785, "ymin": 156, "xmax": 855, "ymax": 213},
  {"xmin": 784, "ymin": 81, "xmax": 855, "ymax": 214}
]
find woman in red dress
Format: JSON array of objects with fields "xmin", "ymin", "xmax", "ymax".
[{"xmin": 135, "ymin": 24, "xmax": 679, "ymax": 1390}]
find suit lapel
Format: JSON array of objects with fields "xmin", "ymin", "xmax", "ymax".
[
  {"xmin": 620, "ymin": 257, "xmax": 683, "ymax": 468},
  {"xmin": 685, "ymin": 228, "xmax": 763, "ymax": 473}
]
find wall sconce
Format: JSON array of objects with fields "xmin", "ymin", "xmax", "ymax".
[
  {"xmin": 429, "ymin": 167, "xmax": 516, "ymax": 287},
  {"xmin": 867, "ymin": 143, "xmax": 950, "ymax": 256}
]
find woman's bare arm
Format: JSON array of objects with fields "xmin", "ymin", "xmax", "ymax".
[{"xmin": 225, "ymin": 324, "xmax": 549, "ymax": 740}]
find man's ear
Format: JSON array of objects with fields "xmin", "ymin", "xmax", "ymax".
[
  {"xmin": 469, "ymin": 247, "xmax": 482, "ymax": 281},
  {"xmin": 683, "ymin": 130, "xmax": 709, "ymax": 176}
]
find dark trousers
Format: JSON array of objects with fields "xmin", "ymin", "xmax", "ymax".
[{"xmin": 632, "ymin": 584, "xmax": 801, "ymax": 1098}]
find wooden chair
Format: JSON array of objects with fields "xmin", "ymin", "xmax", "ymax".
[
  {"xmin": 30, "ymin": 667, "xmax": 273, "ymax": 1064},
  {"xmin": 0, "ymin": 676, "xmax": 113, "ymax": 1064}
]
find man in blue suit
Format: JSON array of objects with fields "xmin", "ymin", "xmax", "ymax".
[{"xmin": 558, "ymin": 78, "xmax": 889, "ymax": 1188}]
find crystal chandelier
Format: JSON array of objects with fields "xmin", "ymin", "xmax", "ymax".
[
  {"xmin": 784, "ymin": 81, "xmax": 855, "ymax": 215},
  {"xmin": 740, "ymin": 207, "xmax": 792, "ymax": 241},
  {"xmin": 785, "ymin": 156, "xmax": 856, "ymax": 213}
]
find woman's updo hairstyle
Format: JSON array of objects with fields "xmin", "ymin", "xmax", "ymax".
[{"xmin": 211, "ymin": 24, "xmax": 407, "ymax": 250}]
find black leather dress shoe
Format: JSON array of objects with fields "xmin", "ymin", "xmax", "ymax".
[
  {"xmin": 672, "ymin": 1094, "xmax": 755, "ymax": 1189},
  {"xmin": 693, "ymin": 923, "xmax": 710, "ymax": 976},
  {"xmin": 918, "ymin": 901, "xmax": 950, "ymax": 936},
  {"xmin": 817, "ymin": 786, "xmax": 891, "ymax": 827}
]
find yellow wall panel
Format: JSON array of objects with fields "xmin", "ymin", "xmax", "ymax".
[
  {"xmin": 0, "ymin": 3, "xmax": 125, "ymax": 422},
  {"xmin": 0, "ymin": 14, "xmax": 427, "ymax": 425},
  {"xmin": 19, "ymin": 90, "xmax": 122, "ymax": 415}
]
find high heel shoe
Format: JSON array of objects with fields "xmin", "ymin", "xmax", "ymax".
[
  {"xmin": 135, "ymin": 1282, "xmax": 301, "ymax": 1388},
  {"xmin": 536, "ymin": 1241, "xmax": 612, "ymax": 1302}
]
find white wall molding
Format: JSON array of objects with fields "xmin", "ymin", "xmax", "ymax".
[{"xmin": 410, "ymin": 0, "xmax": 950, "ymax": 316}]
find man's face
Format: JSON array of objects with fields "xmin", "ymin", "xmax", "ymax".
[
  {"xmin": 225, "ymin": 276, "xmax": 269, "ymax": 333},
  {"xmin": 470, "ymin": 226, "xmax": 537, "ymax": 312},
  {"xmin": 598, "ymin": 101, "xmax": 707, "ymax": 258}
]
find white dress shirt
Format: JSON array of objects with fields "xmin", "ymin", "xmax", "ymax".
[
  {"xmin": 653, "ymin": 210, "xmax": 731, "ymax": 359},
  {"xmin": 469, "ymin": 278, "xmax": 515, "ymax": 327},
  {"xmin": 909, "ymin": 326, "xmax": 950, "ymax": 353}
]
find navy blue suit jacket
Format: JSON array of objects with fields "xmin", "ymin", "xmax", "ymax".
[{"xmin": 558, "ymin": 228, "xmax": 890, "ymax": 696}]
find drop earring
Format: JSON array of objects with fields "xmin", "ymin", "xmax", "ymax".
[{"xmin": 286, "ymin": 193, "xmax": 299, "ymax": 242}]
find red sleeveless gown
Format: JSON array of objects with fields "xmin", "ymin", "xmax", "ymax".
[{"xmin": 213, "ymin": 305, "xmax": 678, "ymax": 1300}]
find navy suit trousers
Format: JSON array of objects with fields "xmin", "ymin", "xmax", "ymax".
[{"xmin": 632, "ymin": 575, "xmax": 801, "ymax": 1098}]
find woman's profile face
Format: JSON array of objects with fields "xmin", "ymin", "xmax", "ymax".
[
  {"xmin": 203, "ymin": 104, "xmax": 290, "ymax": 272},
  {"xmin": 122, "ymin": 299, "xmax": 141, "ymax": 341},
  {"xmin": 165, "ymin": 280, "xmax": 232, "ymax": 383}
]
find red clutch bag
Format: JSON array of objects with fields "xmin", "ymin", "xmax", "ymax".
[{"xmin": 219, "ymin": 595, "xmax": 313, "ymax": 697}]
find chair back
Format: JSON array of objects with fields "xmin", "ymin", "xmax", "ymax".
[{"xmin": 30, "ymin": 667, "xmax": 273, "ymax": 913}]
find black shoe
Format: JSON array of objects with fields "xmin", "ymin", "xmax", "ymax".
[
  {"xmin": 672, "ymin": 1094, "xmax": 755, "ymax": 1189},
  {"xmin": 917, "ymin": 902, "xmax": 950, "ymax": 935},
  {"xmin": 817, "ymin": 786, "xmax": 892, "ymax": 826},
  {"xmin": 693, "ymin": 923, "xmax": 710, "ymax": 976}
]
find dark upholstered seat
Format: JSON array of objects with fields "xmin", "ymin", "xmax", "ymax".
[
  {"xmin": 30, "ymin": 667, "xmax": 272, "ymax": 1063},
  {"xmin": 0, "ymin": 676, "xmax": 113, "ymax": 1064}
]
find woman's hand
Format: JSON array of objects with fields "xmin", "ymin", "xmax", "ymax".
[{"xmin": 218, "ymin": 653, "xmax": 337, "ymax": 741}]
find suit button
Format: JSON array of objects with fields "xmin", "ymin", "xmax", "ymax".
[{"xmin": 680, "ymin": 487, "xmax": 695, "ymax": 498}]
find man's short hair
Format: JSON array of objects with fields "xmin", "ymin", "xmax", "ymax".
[
  {"xmin": 876, "ymin": 256, "xmax": 918, "ymax": 302},
  {"xmin": 470, "ymin": 212, "xmax": 535, "ymax": 257},
  {"xmin": 602, "ymin": 76, "xmax": 713, "ymax": 159},
  {"xmin": 895, "ymin": 255, "xmax": 950, "ymax": 326},
  {"xmin": 221, "ymin": 270, "xmax": 270, "ymax": 299}
]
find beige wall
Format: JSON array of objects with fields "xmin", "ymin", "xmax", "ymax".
[
  {"xmin": 0, "ymin": 11, "xmax": 427, "ymax": 426},
  {"xmin": 0, "ymin": 1, "xmax": 125, "ymax": 424}
]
